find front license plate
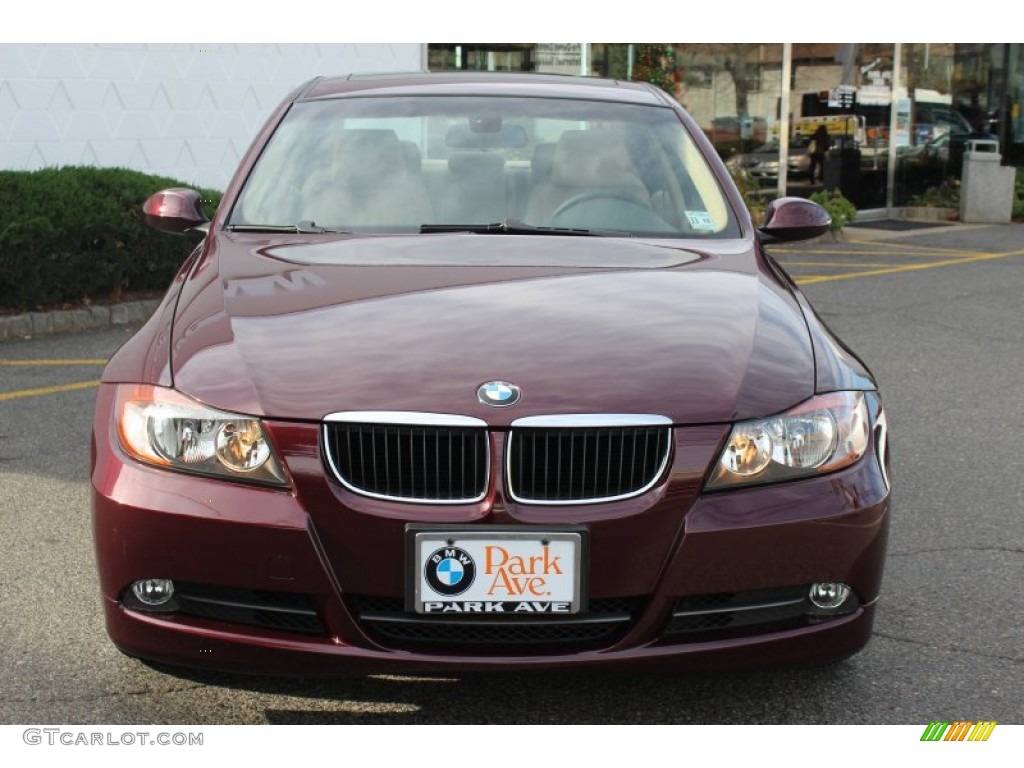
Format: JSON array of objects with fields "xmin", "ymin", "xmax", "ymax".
[{"xmin": 408, "ymin": 527, "xmax": 585, "ymax": 615}]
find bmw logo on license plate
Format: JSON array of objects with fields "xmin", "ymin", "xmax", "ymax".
[{"xmin": 477, "ymin": 380, "xmax": 521, "ymax": 407}]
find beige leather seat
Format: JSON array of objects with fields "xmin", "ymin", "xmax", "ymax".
[
  {"xmin": 439, "ymin": 152, "xmax": 507, "ymax": 223},
  {"xmin": 301, "ymin": 129, "xmax": 434, "ymax": 228},
  {"xmin": 524, "ymin": 130, "xmax": 650, "ymax": 225}
]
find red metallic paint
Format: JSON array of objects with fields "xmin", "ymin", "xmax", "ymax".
[
  {"xmin": 760, "ymin": 197, "xmax": 833, "ymax": 241},
  {"xmin": 103, "ymin": 600, "xmax": 876, "ymax": 676},
  {"xmin": 93, "ymin": 379, "xmax": 889, "ymax": 673},
  {"xmin": 141, "ymin": 188, "xmax": 208, "ymax": 234},
  {"xmin": 92, "ymin": 73, "xmax": 890, "ymax": 675},
  {"xmin": 156, "ymin": 234, "xmax": 816, "ymax": 425}
]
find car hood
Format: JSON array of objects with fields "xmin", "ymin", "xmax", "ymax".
[{"xmin": 169, "ymin": 234, "xmax": 815, "ymax": 425}]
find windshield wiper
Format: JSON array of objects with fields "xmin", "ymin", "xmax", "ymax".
[
  {"xmin": 225, "ymin": 221, "xmax": 348, "ymax": 234},
  {"xmin": 419, "ymin": 219, "xmax": 632, "ymax": 237}
]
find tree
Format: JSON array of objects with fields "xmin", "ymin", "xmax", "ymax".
[{"xmin": 631, "ymin": 44, "xmax": 677, "ymax": 95}]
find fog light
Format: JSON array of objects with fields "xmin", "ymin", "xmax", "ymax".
[
  {"xmin": 808, "ymin": 582, "xmax": 850, "ymax": 610},
  {"xmin": 131, "ymin": 578, "xmax": 176, "ymax": 607}
]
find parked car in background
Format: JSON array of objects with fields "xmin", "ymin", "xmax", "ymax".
[
  {"xmin": 913, "ymin": 102, "xmax": 974, "ymax": 141},
  {"xmin": 92, "ymin": 72, "xmax": 891, "ymax": 677},
  {"xmin": 726, "ymin": 137, "xmax": 813, "ymax": 184},
  {"xmin": 919, "ymin": 126, "xmax": 1000, "ymax": 174}
]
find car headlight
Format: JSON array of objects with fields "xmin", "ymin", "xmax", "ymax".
[
  {"xmin": 115, "ymin": 385, "xmax": 289, "ymax": 487},
  {"xmin": 706, "ymin": 391, "xmax": 870, "ymax": 490}
]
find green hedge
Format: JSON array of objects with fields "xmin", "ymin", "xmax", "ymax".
[
  {"xmin": 809, "ymin": 189, "xmax": 857, "ymax": 234},
  {"xmin": 0, "ymin": 166, "xmax": 221, "ymax": 311},
  {"xmin": 1016, "ymin": 168, "xmax": 1024, "ymax": 220}
]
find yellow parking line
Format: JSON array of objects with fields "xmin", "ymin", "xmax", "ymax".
[
  {"xmin": 844, "ymin": 241, "xmax": 983, "ymax": 256},
  {"xmin": 774, "ymin": 240, "xmax": 984, "ymax": 257},
  {"xmin": 795, "ymin": 248, "xmax": 1024, "ymax": 285},
  {"xmin": 782, "ymin": 261, "xmax": 906, "ymax": 268},
  {"xmin": 773, "ymin": 248, "xmax": 977, "ymax": 259},
  {"xmin": 0, "ymin": 358, "xmax": 107, "ymax": 366},
  {"xmin": 0, "ymin": 379, "xmax": 100, "ymax": 402}
]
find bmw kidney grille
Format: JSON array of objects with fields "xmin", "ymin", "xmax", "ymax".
[{"xmin": 322, "ymin": 413, "xmax": 672, "ymax": 505}]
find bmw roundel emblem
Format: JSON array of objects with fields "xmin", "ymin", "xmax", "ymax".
[
  {"xmin": 477, "ymin": 380, "xmax": 521, "ymax": 407},
  {"xmin": 425, "ymin": 547, "xmax": 476, "ymax": 596}
]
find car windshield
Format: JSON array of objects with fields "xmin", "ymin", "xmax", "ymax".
[{"xmin": 229, "ymin": 95, "xmax": 739, "ymax": 238}]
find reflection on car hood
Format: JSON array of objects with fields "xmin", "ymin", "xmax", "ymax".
[
  {"xmin": 259, "ymin": 233, "xmax": 705, "ymax": 267},
  {"xmin": 169, "ymin": 234, "xmax": 814, "ymax": 424}
]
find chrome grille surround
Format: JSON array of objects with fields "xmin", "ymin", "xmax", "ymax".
[
  {"xmin": 322, "ymin": 412, "xmax": 489, "ymax": 504},
  {"xmin": 506, "ymin": 414, "xmax": 673, "ymax": 505}
]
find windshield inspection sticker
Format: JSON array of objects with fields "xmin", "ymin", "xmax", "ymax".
[{"xmin": 685, "ymin": 210, "xmax": 717, "ymax": 231}]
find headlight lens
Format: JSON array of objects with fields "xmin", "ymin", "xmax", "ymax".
[
  {"xmin": 116, "ymin": 385, "xmax": 289, "ymax": 486},
  {"xmin": 706, "ymin": 391, "xmax": 870, "ymax": 490}
]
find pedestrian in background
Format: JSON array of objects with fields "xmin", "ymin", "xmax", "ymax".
[{"xmin": 808, "ymin": 125, "xmax": 830, "ymax": 184}]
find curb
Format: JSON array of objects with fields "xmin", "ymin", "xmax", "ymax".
[{"xmin": 0, "ymin": 300, "xmax": 161, "ymax": 343}]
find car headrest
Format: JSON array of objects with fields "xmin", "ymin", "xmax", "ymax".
[
  {"xmin": 530, "ymin": 142, "xmax": 556, "ymax": 184},
  {"xmin": 551, "ymin": 130, "xmax": 637, "ymax": 188},
  {"xmin": 334, "ymin": 129, "xmax": 407, "ymax": 185}
]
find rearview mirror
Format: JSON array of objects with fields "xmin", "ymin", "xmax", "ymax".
[{"xmin": 445, "ymin": 123, "xmax": 528, "ymax": 149}]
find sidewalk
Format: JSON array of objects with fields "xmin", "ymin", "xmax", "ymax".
[{"xmin": 814, "ymin": 219, "xmax": 1023, "ymax": 250}]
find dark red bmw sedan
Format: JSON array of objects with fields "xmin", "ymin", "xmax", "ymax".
[{"xmin": 92, "ymin": 72, "xmax": 891, "ymax": 675}]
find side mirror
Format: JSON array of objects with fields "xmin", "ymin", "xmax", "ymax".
[
  {"xmin": 142, "ymin": 188, "xmax": 210, "ymax": 235},
  {"xmin": 759, "ymin": 197, "xmax": 831, "ymax": 242}
]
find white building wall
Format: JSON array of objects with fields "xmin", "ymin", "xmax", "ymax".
[{"xmin": 0, "ymin": 43, "xmax": 423, "ymax": 189}]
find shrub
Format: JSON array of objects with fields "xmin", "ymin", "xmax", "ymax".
[
  {"xmin": 809, "ymin": 189, "xmax": 857, "ymax": 236},
  {"xmin": 907, "ymin": 178, "xmax": 960, "ymax": 210},
  {"xmin": 0, "ymin": 166, "xmax": 221, "ymax": 311},
  {"xmin": 1015, "ymin": 168, "xmax": 1024, "ymax": 220}
]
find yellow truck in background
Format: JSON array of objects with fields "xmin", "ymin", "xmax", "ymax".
[{"xmin": 793, "ymin": 114, "xmax": 865, "ymax": 145}]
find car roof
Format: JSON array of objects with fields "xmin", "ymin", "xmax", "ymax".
[{"xmin": 297, "ymin": 71, "xmax": 671, "ymax": 107}]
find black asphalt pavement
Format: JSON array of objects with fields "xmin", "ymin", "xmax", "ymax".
[{"xmin": 0, "ymin": 221, "xmax": 1021, "ymax": 725}]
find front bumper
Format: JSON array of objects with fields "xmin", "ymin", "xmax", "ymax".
[{"xmin": 92, "ymin": 385, "xmax": 890, "ymax": 676}]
